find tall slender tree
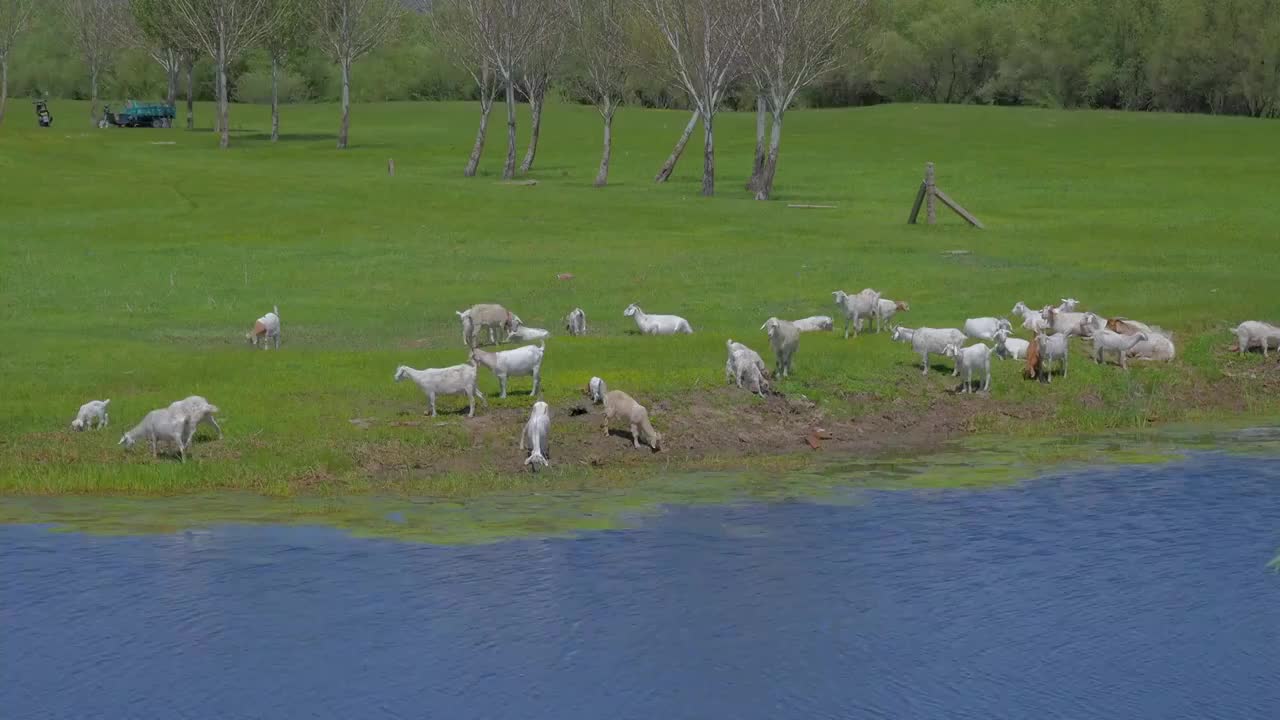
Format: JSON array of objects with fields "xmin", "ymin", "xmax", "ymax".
[
  {"xmin": 164, "ymin": 0, "xmax": 286, "ymax": 148},
  {"xmin": 265, "ymin": 0, "xmax": 306, "ymax": 142},
  {"xmin": 314, "ymin": 0, "xmax": 403, "ymax": 149},
  {"xmin": 130, "ymin": 0, "xmax": 187, "ymax": 106},
  {"xmin": 0, "ymin": 0, "xmax": 34, "ymax": 128},
  {"xmin": 64, "ymin": 0, "xmax": 128, "ymax": 126},
  {"xmin": 431, "ymin": 0, "xmax": 500, "ymax": 176},
  {"xmin": 639, "ymin": 0, "xmax": 752, "ymax": 196},
  {"xmin": 517, "ymin": 3, "xmax": 565, "ymax": 174},
  {"xmin": 566, "ymin": 0, "xmax": 629, "ymax": 186}
]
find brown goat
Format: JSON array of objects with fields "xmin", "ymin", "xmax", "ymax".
[{"xmin": 1024, "ymin": 334, "xmax": 1042, "ymax": 380}]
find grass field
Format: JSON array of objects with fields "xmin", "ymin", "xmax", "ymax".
[{"xmin": 3, "ymin": 99, "xmax": 1279, "ymax": 497}]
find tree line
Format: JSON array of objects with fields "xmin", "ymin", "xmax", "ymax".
[{"xmin": 2, "ymin": 0, "xmax": 1280, "ymax": 197}]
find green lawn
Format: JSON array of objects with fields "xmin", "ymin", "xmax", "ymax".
[{"xmin": 2, "ymin": 99, "xmax": 1278, "ymax": 496}]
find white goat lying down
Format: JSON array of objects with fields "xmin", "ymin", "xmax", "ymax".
[
  {"xmin": 246, "ymin": 305, "xmax": 281, "ymax": 349},
  {"xmin": 586, "ymin": 376, "xmax": 608, "ymax": 404},
  {"xmin": 942, "ymin": 343, "xmax": 993, "ymax": 393},
  {"xmin": 394, "ymin": 363, "xmax": 486, "ymax": 417},
  {"xmin": 874, "ymin": 298, "xmax": 909, "ymax": 333},
  {"xmin": 119, "ymin": 407, "xmax": 191, "ymax": 462},
  {"xmin": 565, "ymin": 308, "xmax": 588, "ymax": 336},
  {"xmin": 832, "ymin": 288, "xmax": 880, "ymax": 338},
  {"xmin": 470, "ymin": 342, "xmax": 545, "ymax": 398},
  {"xmin": 1128, "ymin": 332, "xmax": 1176, "ymax": 362},
  {"xmin": 1092, "ymin": 330, "xmax": 1148, "ymax": 369},
  {"xmin": 624, "ymin": 303, "xmax": 693, "ymax": 335},
  {"xmin": 71, "ymin": 399, "xmax": 110, "ymax": 431},
  {"xmin": 1232, "ymin": 321, "xmax": 1280, "ymax": 356},
  {"xmin": 520, "ymin": 401, "xmax": 551, "ymax": 472},
  {"xmin": 168, "ymin": 395, "xmax": 222, "ymax": 446},
  {"xmin": 993, "ymin": 329, "xmax": 1030, "ymax": 360},
  {"xmin": 963, "ymin": 316, "xmax": 1013, "ymax": 342},
  {"xmin": 895, "ymin": 326, "xmax": 966, "ymax": 376},
  {"xmin": 791, "ymin": 315, "xmax": 834, "ymax": 333},
  {"xmin": 725, "ymin": 339, "xmax": 769, "ymax": 397},
  {"xmin": 1035, "ymin": 333, "xmax": 1070, "ymax": 382},
  {"xmin": 602, "ymin": 390, "xmax": 661, "ymax": 451},
  {"xmin": 506, "ymin": 325, "xmax": 551, "ymax": 343},
  {"xmin": 457, "ymin": 303, "xmax": 518, "ymax": 347}
]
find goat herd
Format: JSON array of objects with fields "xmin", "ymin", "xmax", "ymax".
[{"xmin": 67, "ymin": 295, "xmax": 1280, "ymax": 472}]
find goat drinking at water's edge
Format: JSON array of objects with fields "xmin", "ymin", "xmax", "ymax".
[
  {"xmin": 623, "ymin": 303, "xmax": 693, "ymax": 335},
  {"xmin": 1092, "ymin": 330, "xmax": 1148, "ymax": 369},
  {"xmin": 832, "ymin": 289, "xmax": 880, "ymax": 338},
  {"xmin": 470, "ymin": 342, "xmax": 545, "ymax": 398},
  {"xmin": 520, "ymin": 401, "xmax": 551, "ymax": 472},
  {"xmin": 874, "ymin": 298, "xmax": 909, "ymax": 333},
  {"xmin": 394, "ymin": 363, "xmax": 486, "ymax": 417},
  {"xmin": 602, "ymin": 390, "xmax": 661, "ymax": 451},
  {"xmin": 942, "ymin": 343, "xmax": 993, "ymax": 393},
  {"xmin": 119, "ymin": 407, "xmax": 191, "ymax": 462},
  {"xmin": 246, "ymin": 305, "xmax": 281, "ymax": 349},
  {"xmin": 71, "ymin": 399, "xmax": 110, "ymax": 431},
  {"xmin": 565, "ymin": 308, "xmax": 588, "ymax": 336}
]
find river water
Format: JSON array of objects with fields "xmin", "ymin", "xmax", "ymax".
[{"xmin": 3, "ymin": 452, "xmax": 1278, "ymax": 719}]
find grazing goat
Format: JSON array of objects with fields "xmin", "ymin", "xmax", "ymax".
[
  {"xmin": 791, "ymin": 316, "xmax": 834, "ymax": 333},
  {"xmin": 726, "ymin": 340, "xmax": 769, "ymax": 397},
  {"xmin": 457, "ymin": 303, "xmax": 517, "ymax": 347},
  {"xmin": 602, "ymin": 390, "xmax": 661, "ymax": 451},
  {"xmin": 874, "ymin": 298, "xmax": 910, "ymax": 333},
  {"xmin": 71, "ymin": 399, "xmax": 110, "ymax": 431},
  {"xmin": 993, "ymin": 329, "xmax": 1030, "ymax": 360},
  {"xmin": 1035, "ymin": 333, "xmax": 1070, "ymax": 382},
  {"xmin": 623, "ymin": 303, "xmax": 693, "ymax": 335},
  {"xmin": 1232, "ymin": 321, "xmax": 1280, "ymax": 357},
  {"xmin": 167, "ymin": 395, "xmax": 222, "ymax": 446},
  {"xmin": 394, "ymin": 363, "xmax": 486, "ymax": 417},
  {"xmin": 1092, "ymin": 330, "xmax": 1148, "ymax": 369},
  {"xmin": 506, "ymin": 325, "xmax": 550, "ymax": 343},
  {"xmin": 1011, "ymin": 301, "xmax": 1049, "ymax": 334},
  {"xmin": 585, "ymin": 376, "xmax": 608, "ymax": 404},
  {"xmin": 470, "ymin": 342, "xmax": 545, "ymax": 398},
  {"xmin": 942, "ymin": 343, "xmax": 993, "ymax": 393},
  {"xmin": 761, "ymin": 317, "xmax": 801, "ymax": 378},
  {"xmin": 898, "ymin": 326, "xmax": 967, "ymax": 376},
  {"xmin": 832, "ymin": 289, "xmax": 880, "ymax": 338},
  {"xmin": 246, "ymin": 305, "xmax": 281, "ymax": 349},
  {"xmin": 565, "ymin": 308, "xmax": 588, "ymax": 336},
  {"xmin": 963, "ymin": 317, "xmax": 1013, "ymax": 342},
  {"xmin": 520, "ymin": 401, "xmax": 551, "ymax": 472},
  {"xmin": 119, "ymin": 408, "xmax": 191, "ymax": 462}
]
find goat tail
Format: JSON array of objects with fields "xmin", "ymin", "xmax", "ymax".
[
  {"xmin": 103, "ymin": 398, "xmax": 111, "ymax": 406},
  {"xmin": 273, "ymin": 305, "xmax": 279, "ymax": 318}
]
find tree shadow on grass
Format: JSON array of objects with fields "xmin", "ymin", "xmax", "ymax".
[{"xmin": 239, "ymin": 132, "xmax": 337, "ymax": 143}]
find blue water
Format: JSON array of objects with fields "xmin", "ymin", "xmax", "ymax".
[{"xmin": 3, "ymin": 454, "xmax": 1278, "ymax": 720}]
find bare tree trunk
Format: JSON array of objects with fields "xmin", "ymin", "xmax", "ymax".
[
  {"xmin": 89, "ymin": 69, "xmax": 98, "ymax": 127},
  {"xmin": 337, "ymin": 59, "xmax": 351, "ymax": 149},
  {"xmin": 185, "ymin": 59, "xmax": 194, "ymax": 130},
  {"xmin": 0, "ymin": 58, "xmax": 7, "ymax": 128},
  {"xmin": 502, "ymin": 78, "xmax": 517, "ymax": 179},
  {"xmin": 465, "ymin": 101, "xmax": 492, "ymax": 177},
  {"xmin": 166, "ymin": 52, "xmax": 178, "ymax": 106},
  {"xmin": 700, "ymin": 110, "xmax": 715, "ymax": 197},
  {"xmin": 748, "ymin": 95, "xmax": 767, "ymax": 190},
  {"xmin": 594, "ymin": 109, "xmax": 613, "ymax": 187},
  {"xmin": 270, "ymin": 57, "xmax": 280, "ymax": 142},
  {"xmin": 217, "ymin": 62, "xmax": 230, "ymax": 148},
  {"xmin": 755, "ymin": 110, "xmax": 783, "ymax": 201},
  {"xmin": 655, "ymin": 110, "xmax": 698, "ymax": 183},
  {"xmin": 518, "ymin": 86, "xmax": 543, "ymax": 174}
]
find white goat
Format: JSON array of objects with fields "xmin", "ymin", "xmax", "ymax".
[
  {"xmin": 1057, "ymin": 298, "xmax": 1081, "ymax": 312},
  {"xmin": 890, "ymin": 326, "xmax": 916, "ymax": 344},
  {"xmin": 506, "ymin": 326, "xmax": 551, "ymax": 343},
  {"xmin": 457, "ymin": 303, "xmax": 517, "ymax": 347},
  {"xmin": 119, "ymin": 408, "xmax": 191, "ymax": 462},
  {"xmin": 899, "ymin": 326, "xmax": 967, "ymax": 376},
  {"xmin": 470, "ymin": 342, "xmax": 545, "ymax": 398},
  {"xmin": 71, "ymin": 399, "xmax": 111, "ymax": 431},
  {"xmin": 1107, "ymin": 317, "xmax": 1156, "ymax": 336},
  {"xmin": 1044, "ymin": 307, "xmax": 1093, "ymax": 337},
  {"xmin": 394, "ymin": 363, "xmax": 486, "ymax": 417},
  {"xmin": 246, "ymin": 305, "xmax": 280, "ymax": 349},
  {"xmin": 993, "ymin": 329, "xmax": 1030, "ymax": 360},
  {"xmin": 963, "ymin": 317, "xmax": 1013, "ymax": 342},
  {"xmin": 1232, "ymin": 321, "xmax": 1280, "ymax": 357},
  {"xmin": 761, "ymin": 317, "xmax": 801, "ymax": 378},
  {"xmin": 791, "ymin": 315, "xmax": 834, "ymax": 333},
  {"xmin": 832, "ymin": 288, "xmax": 881, "ymax": 338},
  {"xmin": 874, "ymin": 299, "xmax": 910, "ymax": 333},
  {"xmin": 1011, "ymin": 302, "xmax": 1049, "ymax": 334},
  {"xmin": 167, "ymin": 395, "xmax": 222, "ymax": 446},
  {"xmin": 1128, "ymin": 332, "xmax": 1176, "ymax": 362},
  {"xmin": 725, "ymin": 339, "xmax": 768, "ymax": 383},
  {"xmin": 623, "ymin": 303, "xmax": 693, "ymax": 335},
  {"xmin": 520, "ymin": 401, "xmax": 551, "ymax": 472},
  {"xmin": 586, "ymin": 376, "xmax": 608, "ymax": 404},
  {"xmin": 565, "ymin": 308, "xmax": 588, "ymax": 336},
  {"xmin": 602, "ymin": 390, "xmax": 661, "ymax": 450},
  {"xmin": 1092, "ymin": 330, "xmax": 1148, "ymax": 369},
  {"xmin": 942, "ymin": 343, "xmax": 993, "ymax": 393},
  {"xmin": 1076, "ymin": 312, "xmax": 1109, "ymax": 338},
  {"xmin": 1035, "ymin": 333, "xmax": 1070, "ymax": 382}
]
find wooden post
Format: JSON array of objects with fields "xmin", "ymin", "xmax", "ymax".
[
  {"xmin": 925, "ymin": 162, "xmax": 936, "ymax": 226},
  {"xmin": 388, "ymin": 158, "xmax": 396, "ymax": 177}
]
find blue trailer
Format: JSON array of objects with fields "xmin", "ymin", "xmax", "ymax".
[{"xmin": 101, "ymin": 100, "xmax": 176, "ymax": 128}]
